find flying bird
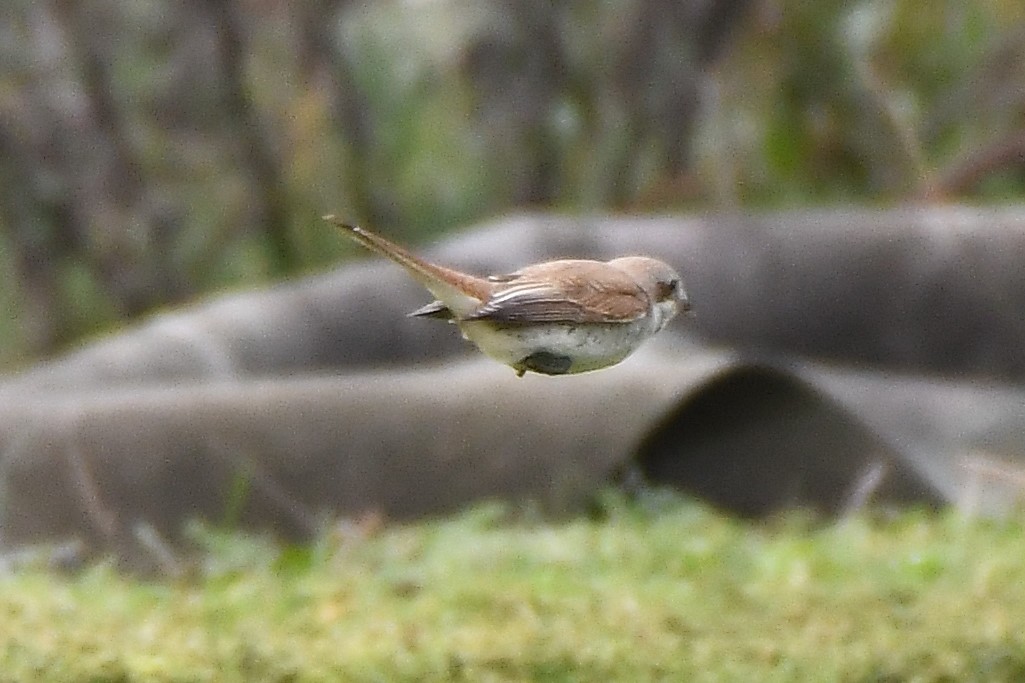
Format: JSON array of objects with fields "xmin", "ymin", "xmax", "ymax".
[{"xmin": 324, "ymin": 216, "xmax": 690, "ymax": 376}]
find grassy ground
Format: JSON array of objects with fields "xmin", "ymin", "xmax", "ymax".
[{"xmin": 2, "ymin": 495, "xmax": 1025, "ymax": 682}]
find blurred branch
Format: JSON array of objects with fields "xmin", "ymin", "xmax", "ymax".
[
  {"xmin": 920, "ymin": 130, "xmax": 1025, "ymax": 200},
  {"xmin": 851, "ymin": 54, "xmax": 932, "ymax": 193},
  {"xmin": 459, "ymin": 0, "xmax": 567, "ymax": 206},
  {"xmin": 614, "ymin": 0, "xmax": 753, "ymax": 191},
  {"xmin": 201, "ymin": 0, "xmax": 298, "ymax": 275},
  {"xmin": 0, "ymin": 118, "xmax": 70, "ymax": 353},
  {"xmin": 462, "ymin": 0, "xmax": 753, "ymax": 208},
  {"xmin": 693, "ymin": 0, "xmax": 755, "ymax": 64},
  {"xmin": 53, "ymin": 0, "xmax": 143, "ymax": 204},
  {"xmin": 52, "ymin": 0, "xmax": 191, "ymax": 317},
  {"xmin": 290, "ymin": 0, "xmax": 397, "ymax": 229}
]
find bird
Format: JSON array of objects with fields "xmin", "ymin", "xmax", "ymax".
[{"xmin": 324, "ymin": 215, "xmax": 691, "ymax": 377}]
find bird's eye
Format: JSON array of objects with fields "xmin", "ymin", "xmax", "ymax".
[{"xmin": 657, "ymin": 278, "xmax": 679, "ymax": 300}]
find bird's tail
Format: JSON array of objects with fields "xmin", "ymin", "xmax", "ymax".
[{"xmin": 323, "ymin": 216, "xmax": 491, "ymax": 316}]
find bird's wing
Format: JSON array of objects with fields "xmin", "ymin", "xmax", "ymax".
[{"xmin": 466, "ymin": 260, "xmax": 650, "ymax": 324}]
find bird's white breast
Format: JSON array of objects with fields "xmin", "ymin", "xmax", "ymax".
[{"xmin": 457, "ymin": 318, "xmax": 657, "ymax": 374}]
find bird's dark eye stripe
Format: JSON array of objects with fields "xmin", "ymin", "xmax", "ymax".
[{"xmin": 656, "ymin": 278, "xmax": 679, "ymax": 299}]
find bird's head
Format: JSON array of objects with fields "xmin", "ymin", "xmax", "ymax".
[{"xmin": 607, "ymin": 256, "xmax": 691, "ymax": 331}]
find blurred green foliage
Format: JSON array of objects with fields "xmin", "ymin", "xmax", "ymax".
[{"xmin": 695, "ymin": 0, "xmax": 1025, "ymax": 204}]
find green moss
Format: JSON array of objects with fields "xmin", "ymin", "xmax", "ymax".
[{"xmin": 2, "ymin": 499, "xmax": 1025, "ymax": 681}]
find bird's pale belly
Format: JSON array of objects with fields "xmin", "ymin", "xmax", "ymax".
[{"xmin": 457, "ymin": 320, "xmax": 652, "ymax": 375}]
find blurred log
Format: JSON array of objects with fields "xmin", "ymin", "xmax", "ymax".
[
  {"xmin": 0, "ymin": 353, "xmax": 721, "ymax": 561},
  {"xmin": 0, "ymin": 351, "xmax": 942, "ymax": 571},
  {"xmin": 682, "ymin": 207, "xmax": 1025, "ymax": 378}
]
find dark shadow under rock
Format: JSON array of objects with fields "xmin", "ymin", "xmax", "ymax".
[{"xmin": 637, "ymin": 364, "xmax": 944, "ymax": 517}]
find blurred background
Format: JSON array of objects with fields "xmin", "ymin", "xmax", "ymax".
[{"xmin": 3, "ymin": 0, "xmax": 1025, "ymax": 366}]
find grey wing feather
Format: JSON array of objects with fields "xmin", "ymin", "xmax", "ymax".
[
  {"xmin": 463, "ymin": 282, "xmax": 644, "ymax": 324},
  {"xmin": 408, "ymin": 300, "xmax": 454, "ymax": 320},
  {"xmin": 464, "ymin": 298, "xmax": 594, "ymax": 323}
]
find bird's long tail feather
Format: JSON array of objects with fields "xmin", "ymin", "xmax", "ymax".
[{"xmin": 324, "ymin": 216, "xmax": 491, "ymax": 316}]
